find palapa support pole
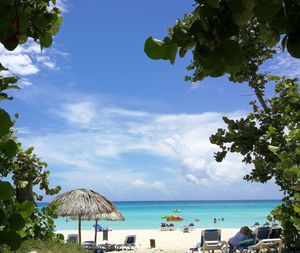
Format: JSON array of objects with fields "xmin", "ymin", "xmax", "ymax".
[
  {"xmin": 94, "ymin": 219, "xmax": 98, "ymax": 247},
  {"xmin": 78, "ymin": 214, "xmax": 82, "ymax": 244}
]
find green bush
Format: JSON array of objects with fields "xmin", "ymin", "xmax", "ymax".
[{"xmin": 2, "ymin": 240, "xmax": 87, "ymax": 253}]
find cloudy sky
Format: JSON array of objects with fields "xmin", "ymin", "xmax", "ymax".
[{"xmin": 1, "ymin": 0, "xmax": 299, "ymax": 201}]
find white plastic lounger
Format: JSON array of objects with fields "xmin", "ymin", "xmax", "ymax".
[{"xmin": 249, "ymin": 238, "xmax": 283, "ymax": 253}]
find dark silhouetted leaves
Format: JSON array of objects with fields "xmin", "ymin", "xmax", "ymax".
[
  {"xmin": 0, "ymin": 181, "xmax": 14, "ymax": 200},
  {"xmin": 287, "ymin": 33, "xmax": 300, "ymax": 58}
]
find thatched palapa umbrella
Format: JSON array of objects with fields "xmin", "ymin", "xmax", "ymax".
[{"xmin": 50, "ymin": 189, "xmax": 125, "ymax": 244}]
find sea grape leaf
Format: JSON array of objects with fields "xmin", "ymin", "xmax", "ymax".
[
  {"xmin": 8, "ymin": 214, "xmax": 26, "ymax": 231},
  {"xmin": 0, "ymin": 181, "xmax": 14, "ymax": 200},
  {"xmin": 0, "ymin": 231, "xmax": 22, "ymax": 250},
  {"xmin": 0, "ymin": 109, "xmax": 12, "ymax": 137}
]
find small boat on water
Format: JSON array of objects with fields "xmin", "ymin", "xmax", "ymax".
[
  {"xmin": 167, "ymin": 216, "xmax": 183, "ymax": 222},
  {"xmin": 161, "ymin": 215, "xmax": 183, "ymax": 221},
  {"xmin": 172, "ymin": 209, "xmax": 182, "ymax": 212}
]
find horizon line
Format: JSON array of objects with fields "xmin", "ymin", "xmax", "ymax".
[{"xmin": 39, "ymin": 198, "xmax": 281, "ymax": 203}]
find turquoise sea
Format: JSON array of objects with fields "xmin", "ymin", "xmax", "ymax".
[{"xmin": 39, "ymin": 200, "xmax": 280, "ymax": 230}]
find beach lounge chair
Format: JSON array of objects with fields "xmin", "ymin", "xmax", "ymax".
[
  {"xmin": 182, "ymin": 225, "xmax": 190, "ymax": 233},
  {"xmin": 188, "ymin": 229, "xmax": 228, "ymax": 252},
  {"xmin": 230, "ymin": 238, "xmax": 256, "ymax": 253},
  {"xmin": 268, "ymin": 227, "xmax": 282, "ymax": 239},
  {"xmin": 255, "ymin": 227, "xmax": 271, "ymax": 242},
  {"xmin": 83, "ymin": 240, "xmax": 96, "ymax": 250},
  {"xmin": 249, "ymin": 238, "xmax": 283, "ymax": 253},
  {"xmin": 189, "ymin": 223, "xmax": 195, "ymax": 231},
  {"xmin": 115, "ymin": 235, "xmax": 136, "ymax": 251},
  {"xmin": 169, "ymin": 223, "xmax": 175, "ymax": 231},
  {"xmin": 160, "ymin": 223, "xmax": 168, "ymax": 231},
  {"xmin": 95, "ymin": 243, "xmax": 117, "ymax": 252},
  {"xmin": 66, "ymin": 234, "xmax": 79, "ymax": 243}
]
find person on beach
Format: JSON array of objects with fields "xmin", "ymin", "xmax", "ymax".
[{"xmin": 228, "ymin": 226, "xmax": 256, "ymax": 252}]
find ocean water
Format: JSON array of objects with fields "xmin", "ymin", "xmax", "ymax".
[{"xmin": 38, "ymin": 200, "xmax": 280, "ymax": 230}]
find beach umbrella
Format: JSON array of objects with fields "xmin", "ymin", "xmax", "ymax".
[{"xmin": 49, "ymin": 189, "xmax": 125, "ymax": 245}]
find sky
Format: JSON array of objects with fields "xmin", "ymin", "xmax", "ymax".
[{"xmin": 1, "ymin": 0, "xmax": 300, "ymax": 201}]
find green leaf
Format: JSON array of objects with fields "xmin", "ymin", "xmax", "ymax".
[
  {"xmin": 228, "ymin": 0, "xmax": 246, "ymax": 13},
  {"xmin": 268, "ymin": 75, "xmax": 280, "ymax": 81},
  {"xmin": 16, "ymin": 201, "xmax": 35, "ymax": 219},
  {"xmin": 0, "ymin": 93, "xmax": 12, "ymax": 100},
  {"xmin": 198, "ymin": 47, "xmax": 224, "ymax": 70},
  {"xmin": 242, "ymin": 0, "xmax": 255, "ymax": 11},
  {"xmin": 3, "ymin": 38, "xmax": 19, "ymax": 51},
  {"xmin": 254, "ymin": 2, "xmax": 282, "ymax": 22},
  {"xmin": 206, "ymin": 0, "xmax": 220, "ymax": 8},
  {"xmin": 287, "ymin": 33, "xmax": 300, "ymax": 58},
  {"xmin": 259, "ymin": 25, "xmax": 280, "ymax": 47},
  {"xmin": 8, "ymin": 213, "xmax": 26, "ymax": 230},
  {"xmin": 293, "ymin": 203, "xmax": 300, "ymax": 213},
  {"xmin": 0, "ymin": 181, "xmax": 14, "ymax": 200},
  {"xmin": 0, "ymin": 207, "xmax": 7, "ymax": 225},
  {"xmin": 283, "ymin": 168, "xmax": 295, "ymax": 180},
  {"xmin": 290, "ymin": 184, "xmax": 300, "ymax": 192},
  {"xmin": 267, "ymin": 126, "xmax": 276, "ymax": 134},
  {"xmin": 167, "ymin": 43, "xmax": 178, "ymax": 64},
  {"xmin": 40, "ymin": 32, "xmax": 53, "ymax": 48},
  {"xmin": 144, "ymin": 37, "xmax": 166, "ymax": 60},
  {"xmin": 0, "ymin": 63, "xmax": 8, "ymax": 71},
  {"xmin": 232, "ymin": 10, "xmax": 253, "ymax": 25},
  {"xmin": 221, "ymin": 40, "xmax": 244, "ymax": 66},
  {"xmin": 25, "ymin": 146, "xmax": 34, "ymax": 154},
  {"xmin": 0, "ymin": 109, "xmax": 12, "ymax": 137},
  {"xmin": 144, "ymin": 37, "xmax": 178, "ymax": 64},
  {"xmin": 268, "ymin": 145, "xmax": 279, "ymax": 153},
  {"xmin": 0, "ymin": 231, "xmax": 22, "ymax": 250},
  {"xmin": 0, "ymin": 139, "xmax": 18, "ymax": 158}
]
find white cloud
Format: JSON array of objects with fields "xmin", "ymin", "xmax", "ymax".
[
  {"xmin": 0, "ymin": 39, "xmax": 67, "ymax": 77},
  {"xmin": 130, "ymin": 179, "xmax": 146, "ymax": 187},
  {"xmin": 20, "ymin": 97, "xmax": 251, "ymax": 191},
  {"xmin": 263, "ymin": 52, "xmax": 300, "ymax": 78},
  {"xmin": 130, "ymin": 179, "xmax": 166, "ymax": 190},
  {"xmin": 19, "ymin": 78, "xmax": 32, "ymax": 87},
  {"xmin": 36, "ymin": 56, "xmax": 57, "ymax": 69},
  {"xmin": 54, "ymin": 0, "xmax": 69, "ymax": 13},
  {"xmin": 52, "ymin": 102, "xmax": 97, "ymax": 125},
  {"xmin": 16, "ymin": 87, "xmax": 283, "ymax": 201},
  {"xmin": 0, "ymin": 53, "xmax": 39, "ymax": 75}
]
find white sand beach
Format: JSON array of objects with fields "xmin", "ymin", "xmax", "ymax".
[{"xmin": 57, "ymin": 228, "xmax": 239, "ymax": 252}]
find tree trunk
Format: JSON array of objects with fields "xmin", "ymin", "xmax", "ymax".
[
  {"xmin": 78, "ymin": 215, "xmax": 82, "ymax": 244},
  {"xmin": 94, "ymin": 219, "xmax": 98, "ymax": 247},
  {"xmin": 16, "ymin": 181, "xmax": 33, "ymax": 202},
  {"xmin": 254, "ymin": 87, "xmax": 269, "ymax": 113}
]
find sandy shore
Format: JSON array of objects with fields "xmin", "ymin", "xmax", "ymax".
[{"xmin": 57, "ymin": 228, "xmax": 239, "ymax": 252}]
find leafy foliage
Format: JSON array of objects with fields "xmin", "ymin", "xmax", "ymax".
[
  {"xmin": 144, "ymin": 1, "xmax": 300, "ymax": 251},
  {"xmin": 210, "ymin": 77, "xmax": 300, "ymax": 250},
  {"xmin": 0, "ymin": 0, "xmax": 63, "ymax": 51},
  {"xmin": 144, "ymin": 0, "xmax": 300, "ymax": 80},
  {"xmin": 0, "ymin": 67, "xmax": 29, "ymax": 251},
  {"xmin": 0, "ymin": 1, "xmax": 63, "ymax": 250},
  {"xmin": 2, "ymin": 239, "xmax": 87, "ymax": 253}
]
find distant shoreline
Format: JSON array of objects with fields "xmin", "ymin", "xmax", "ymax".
[{"xmin": 38, "ymin": 199, "xmax": 281, "ymax": 204}]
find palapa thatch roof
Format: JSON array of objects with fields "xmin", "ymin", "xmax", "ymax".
[{"xmin": 50, "ymin": 188, "xmax": 125, "ymax": 221}]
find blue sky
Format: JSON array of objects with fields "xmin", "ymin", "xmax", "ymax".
[{"xmin": 1, "ymin": 0, "xmax": 299, "ymax": 201}]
